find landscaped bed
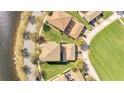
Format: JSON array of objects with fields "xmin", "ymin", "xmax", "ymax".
[
  {"xmin": 90, "ymin": 20, "xmax": 124, "ymax": 80},
  {"xmin": 42, "ymin": 62, "xmax": 74, "ymax": 80}
]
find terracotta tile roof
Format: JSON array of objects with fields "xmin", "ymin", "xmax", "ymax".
[
  {"xmin": 47, "ymin": 11, "xmax": 72, "ymax": 31},
  {"xmin": 62, "ymin": 44, "xmax": 76, "ymax": 61},
  {"xmin": 40, "ymin": 43, "xmax": 60, "ymax": 62},
  {"xmin": 69, "ymin": 19, "xmax": 84, "ymax": 39},
  {"xmin": 80, "ymin": 11, "xmax": 103, "ymax": 22},
  {"xmin": 40, "ymin": 43, "xmax": 76, "ymax": 62}
]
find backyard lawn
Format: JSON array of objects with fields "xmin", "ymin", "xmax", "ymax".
[
  {"xmin": 42, "ymin": 62, "xmax": 74, "ymax": 80},
  {"xmin": 90, "ymin": 20, "xmax": 124, "ymax": 80},
  {"xmin": 43, "ymin": 24, "xmax": 74, "ymax": 43}
]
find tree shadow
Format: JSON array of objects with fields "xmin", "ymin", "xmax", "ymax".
[
  {"xmin": 83, "ymin": 62, "xmax": 89, "ymax": 75},
  {"xmin": 81, "ymin": 42, "xmax": 89, "ymax": 51},
  {"xmin": 47, "ymin": 62, "xmax": 69, "ymax": 65}
]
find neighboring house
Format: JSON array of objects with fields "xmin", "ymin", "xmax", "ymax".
[
  {"xmin": 52, "ymin": 69, "xmax": 85, "ymax": 81},
  {"xmin": 79, "ymin": 11, "xmax": 103, "ymax": 26},
  {"xmin": 39, "ymin": 42, "xmax": 77, "ymax": 62},
  {"xmin": 47, "ymin": 11, "xmax": 85, "ymax": 39}
]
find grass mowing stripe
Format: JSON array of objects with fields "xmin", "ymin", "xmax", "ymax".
[{"xmin": 90, "ymin": 20, "xmax": 124, "ymax": 80}]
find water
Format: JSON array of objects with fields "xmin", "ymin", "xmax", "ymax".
[{"xmin": 0, "ymin": 11, "xmax": 20, "ymax": 80}]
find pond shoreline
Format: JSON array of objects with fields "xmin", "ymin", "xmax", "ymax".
[{"xmin": 11, "ymin": 12, "xmax": 22, "ymax": 80}]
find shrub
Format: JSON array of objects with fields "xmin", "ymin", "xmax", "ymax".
[
  {"xmin": 71, "ymin": 65, "xmax": 78, "ymax": 72},
  {"xmin": 30, "ymin": 32, "xmax": 39, "ymax": 42},
  {"xmin": 85, "ymin": 75, "xmax": 96, "ymax": 81},
  {"xmin": 47, "ymin": 11, "xmax": 53, "ymax": 16},
  {"xmin": 74, "ymin": 59, "xmax": 84, "ymax": 72},
  {"xmin": 42, "ymin": 70, "xmax": 47, "ymax": 80},
  {"xmin": 76, "ymin": 38, "xmax": 84, "ymax": 46}
]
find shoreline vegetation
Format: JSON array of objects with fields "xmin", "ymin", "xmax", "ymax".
[
  {"xmin": 11, "ymin": 12, "xmax": 22, "ymax": 80},
  {"xmin": 14, "ymin": 12, "xmax": 32, "ymax": 80}
]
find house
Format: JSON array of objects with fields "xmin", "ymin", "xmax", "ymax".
[
  {"xmin": 79, "ymin": 11, "xmax": 103, "ymax": 26},
  {"xmin": 47, "ymin": 11, "xmax": 85, "ymax": 39},
  {"xmin": 39, "ymin": 42, "xmax": 77, "ymax": 62},
  {"xmin": 52, "ymin": 69, "xmax": 85, "ymax": 81}
]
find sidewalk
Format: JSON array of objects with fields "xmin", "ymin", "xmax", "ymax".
[
  {"xmin": 24, "ymin": 11, "xmax": 45, "ymax": 81},
  {"xmin": 82, "ymin": 13, "xmax": 120, "ymax": 81}
]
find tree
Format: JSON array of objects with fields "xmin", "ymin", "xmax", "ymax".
[
  {"xmin": 47, "ymin": 11, "xmax": 53, "ymax": 16},
  {"xmin": 35, "ymin": 16, "xmax": 43, "ymax": 31},
  {"xmin": 30, "ymin": 32, "xmax": 39, "ymax": 42},
  {"xmin": 30, "ymin": 46, "xmax": 42, "ymax": 64},
  {"xmin": 37, "ymin": 36, "xmax": 46, "ymax": 44}
]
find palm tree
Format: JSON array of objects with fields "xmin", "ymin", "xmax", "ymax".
[{"xmin": 30, "ymin": 45, "xmax": 41, "ymax": 64}]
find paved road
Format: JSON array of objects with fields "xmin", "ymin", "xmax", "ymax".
[{"xmin": 82, "ymin": 13, "xmax": 120, "ymax": 81}]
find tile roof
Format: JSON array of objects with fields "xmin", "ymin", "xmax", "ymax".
[
  {"xmin": 80, "ymin": 11, "xmax": 103, "ymax": 22},
  {"xmin": 69, "ymin": 19, "xmax": 84, "ymax": 39},
  {"xmin": 47, "ymin": 11, "xmax": 72, "ymax": 31},
  {"xmin": 40, "ymin": 43, "xmax": 61, "ymax": 61},
  {"xmin": 62, "ymin": 44, "xmax": 76, "ymax": 61}
]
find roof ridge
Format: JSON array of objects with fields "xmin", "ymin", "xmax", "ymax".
[{"xmin": 45, "ymin": 44, "xmax": 60, "ymax": 58}]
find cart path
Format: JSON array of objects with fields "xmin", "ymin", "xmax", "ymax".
[{"xmin": 82, "ymin": 13, "xmax": 120, "ymax": 81}]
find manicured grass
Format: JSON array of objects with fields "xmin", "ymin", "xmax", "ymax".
[
  {"xmin": 42, "ymin": 62, "xmax": 74, "ymax": 80},
  {"xmin": 90, "ymin": 20, "xmax": 124, "ymax": 80},
  {"xmin": 120, "ymin": 17, "xmax": 124, "ymax": 22},
  {"xmin": 66, "ymin": 11, "xmax": 92, "ymax": 30},
  {"xmin": 43, "ymin": 24, "xmax": 74, "ymax": 43},
  {"xmin": 103, "ymin": 11, "xmax": 113, "ymax": 19}
]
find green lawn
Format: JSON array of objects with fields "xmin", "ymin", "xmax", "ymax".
[
  {"xmin": 43, "ymin": 24, "xmax": 74, "ymax": 43},
  {"xmin": 120, "ymin": 17, "xmax": 124, "ymax": 22},
  {"xmin": 42, "ymin": 62, "xmax": 74, "ymax": 80},
  {"xmin": 66, "ymin": 11, "xmax": 92, "ymax": 30},
  {"xmin": 103, "ymin": 11, "xmax": 113, "ymax": 19},
  {"xmin": 90, "ymin": 20, "xmax": 124, "ymax": 80}
]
